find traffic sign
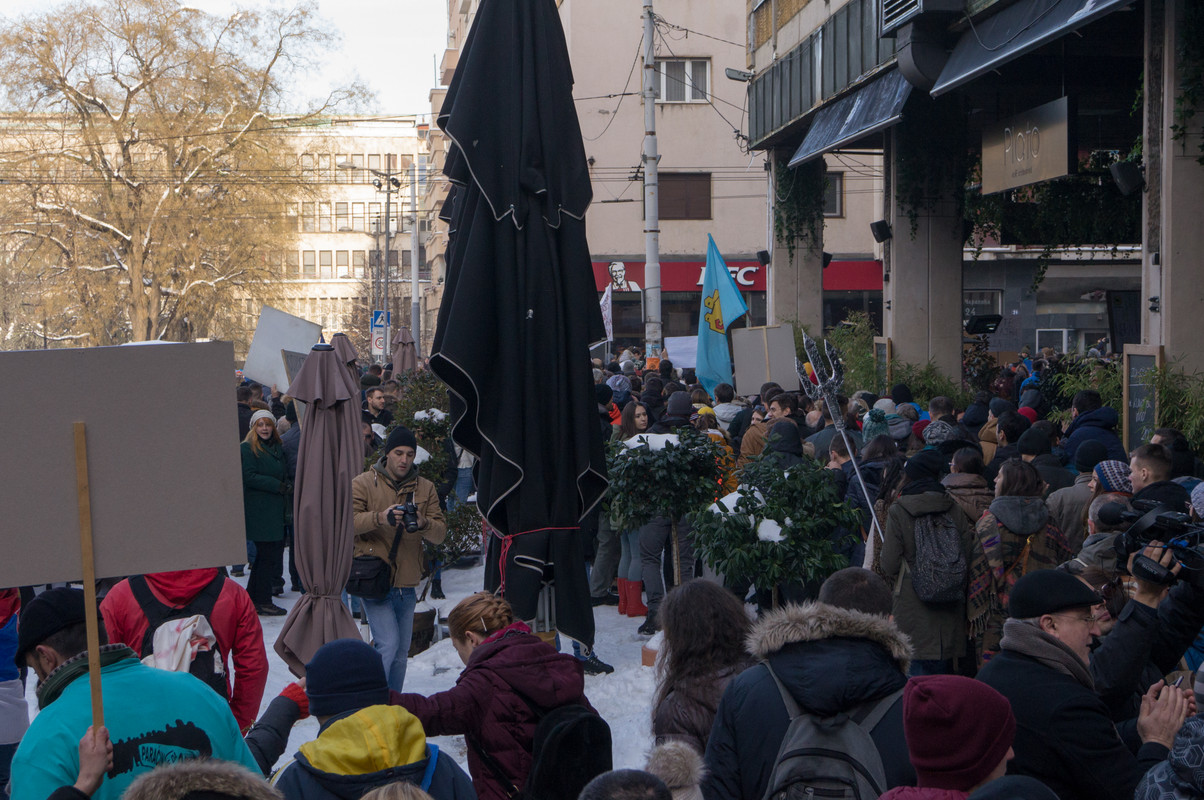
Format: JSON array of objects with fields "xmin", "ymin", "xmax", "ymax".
[{"xmin": 372, "ymin": 310, "xmax": 391, "ymax": 328}]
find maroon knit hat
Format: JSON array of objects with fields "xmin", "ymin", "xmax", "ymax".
[{"xmin": 903, "ymin": 675, "xmax": 1016, "ymax": 790}]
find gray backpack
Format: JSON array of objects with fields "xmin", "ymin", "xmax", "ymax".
[
  {"xmin": 909, "ymin": 511, "xmax": 967, "ymax": 604},
  {"xmin": 761, "ymin": 662, "xmax": 902, "ymax": 800}
]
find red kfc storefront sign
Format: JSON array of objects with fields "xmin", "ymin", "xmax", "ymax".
[{"xmin": 592, "ymin": 260, "xmax": 766, "ymax": 293}]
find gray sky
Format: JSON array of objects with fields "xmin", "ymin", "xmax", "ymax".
[{"xmin": 2, "ymin": 0, "xmax": 448, "ymax": 117}]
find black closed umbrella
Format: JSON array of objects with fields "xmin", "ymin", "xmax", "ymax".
[{"xmin": 430, "ymin": 0, "xmax": 608, "ymax": 648}]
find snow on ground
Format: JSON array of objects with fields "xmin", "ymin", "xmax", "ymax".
[{"xmin": 26, "ymin": 558, "xmax": 659, "ymax": 774}]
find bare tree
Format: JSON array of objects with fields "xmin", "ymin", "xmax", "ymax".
[{"xmin": 0, "ymin": 0, "xmax": 366, "ymax": 344}]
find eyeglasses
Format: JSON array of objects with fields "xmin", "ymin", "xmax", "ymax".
[{"xmin": 1054, "ymin": 612, "xmax": 1102, "ymax": 625}]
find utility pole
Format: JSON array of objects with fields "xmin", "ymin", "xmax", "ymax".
[
  {"xmin": 383, "ymin": 176, "xmax": 393, "ymax": 365},
  {"xmin": 410, "ymin": 162, "xmax": 421, "ymax": 359},
  {"xmin": 641, "ymin": 0, "xmax": 662, "ymax": 357}
]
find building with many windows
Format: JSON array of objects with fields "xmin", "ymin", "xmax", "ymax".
[{"xmin": 237, "ymin": 115, "xmax": 445, "ymax": 362}]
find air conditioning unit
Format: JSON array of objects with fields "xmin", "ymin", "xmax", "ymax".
[{"xmin": 881, "ymin": 0, "xmax": 963, "ymax": 37}]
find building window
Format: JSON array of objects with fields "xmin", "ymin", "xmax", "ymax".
[
  {"xmin": 302, "ymin": 251, "xmax": 316, "ymax": 278},
  {"xmin": 318, "ymin": 202, "xmax": 332, "ymax": 232},
  {"xmin": 655, "ymin": 59, "xmax": 709, "ymax": 102},
  {"xmin": 352, "ymin": 250, "xmax": 366, "ymax": 278},
  {"xmin": 317, "ymin": 153, "xmax": 332, "ymax": 181},
  {"xmin": 350, "ymin": 153, "xmax": 365, "ymax": 182},
  {"xmin": 368, "ymin": 154, "xmax": 381, "ymax": 172},
  {"xmin": 369, "ymin": 202, "xmax": 382, "ymax": 232},
  {"xmin": 301, "ymin": 202, "xmax": 316, "ymax": 233},
  {"xmin": 335, "ymin": 202, "xmax": 349, "ymax": 231},
  {"xmin": 352, "ymin": 202, "xmax": 365, "ymax": 232},
  {"xmin": 285, "ymin": 251, "xmax": 299, "ymax": 276},
  {"xmin": 319, "ymin": 250, "xmax": 333, "ymax": 279},
  {"xmin": 823, "ymin": 173, "xmax": 844, "ymax": 218},
  {"xmin": 660, "ymin": 173, "xmax": 712, "ymax": 220},
  {"xmin": 336, "ymin": 154, "xmax": 349, "ymax": 182},
  {"xmin": 300, "ymin": 153, "xmax": 315, "ymax": 173},
  {"xmin": 336, "ymin": 250, "xmax": 350, "ymax": 278}
]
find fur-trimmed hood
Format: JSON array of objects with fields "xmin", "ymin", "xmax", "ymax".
[
  {"xmin": 123, "ymin": 759, "xmax": 284, "ymax": 800},
  {"xmin": 646, "ymin": 740, "xmax": 706, "ymax": 800},
  {"xmin": 749, "ymin": 601, "xmax": 912, "ymax": 675}
]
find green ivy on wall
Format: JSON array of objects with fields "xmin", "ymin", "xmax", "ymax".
[
  {"xmin": 895, "ymin": 94, "xmax": 972, "ymax": 238},
  {"xmin": 1172, "ymin": 1, "xmax": 1204, "ymax": 165},
  {"xmin": 773, "ymin": 152, "xmax": 827, "ymax": 260},
  {"xmin": 963, "ymin": 151, "xmax": 1141, "ymax": 292}
]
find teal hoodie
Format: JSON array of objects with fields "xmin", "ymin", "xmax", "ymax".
[{"xmin": 10, "ymin": 651, "xmax": 258, "ymax": 800}]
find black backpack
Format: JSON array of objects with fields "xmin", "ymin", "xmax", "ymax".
[
  {"xmin": 908, "ymin": 511, "xmax": 968, "ymax": 604},
  {"xmin": 470, "ymin": 695, "xmax": 612, "ymax": 800},
  {"xmin": 129, "ymin": 573, "xmax": 230, "ymax": 700},
  {"xmin": 761, "ymin": 661, "xmax": 901, "ymax": 800}
]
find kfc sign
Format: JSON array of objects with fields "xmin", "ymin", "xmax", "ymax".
[{"xmin": 593, "ymin": 260, "xmax": 765, "ymax": 292}]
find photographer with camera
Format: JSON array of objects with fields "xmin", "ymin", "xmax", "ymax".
[
  {"xmin": 1084, "ymin": 496, "xmax": 1204, "ymax": 730},
  {"xmin": 352, "ymin": 426, "xmax": 446, "ymax": 692},
  {"xmin": 977, "ymin": 570, "xmax": 1189, "ymax": 800}
]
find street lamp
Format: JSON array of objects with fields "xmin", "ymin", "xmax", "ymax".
[{"xmin": 339, "ymin": 160, "xmax": 402, "ymax": 364}]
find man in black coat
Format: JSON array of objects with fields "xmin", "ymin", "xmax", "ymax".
[
  {"xmin": 977, "ymin": 569, "xmax": 1187, "ymax": 800},
  {"xmin": 703, "ymin": 568, "xmax": 916, "ymax": 800},
  {"xmin": 1089, "ymin": 542, "xmax": 1204, "ymax": 729}
]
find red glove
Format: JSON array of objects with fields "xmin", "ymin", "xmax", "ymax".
[{"xmin": 280, "ymin": 682, "xmax": 310, "ymax": 719}]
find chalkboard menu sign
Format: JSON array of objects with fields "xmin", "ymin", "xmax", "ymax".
[{"xmin": 1122, "ymin": 345, "xmax": 1163, "ymax": 453}]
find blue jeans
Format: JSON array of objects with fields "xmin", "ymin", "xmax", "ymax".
[
  {"xmin": 451, "ymin": 467, "xmax": 474, "ymax": 508},
  {"xmin": 617, "ymin": 529, "xmax": 642, "ymax": 581},
  {"xmin": 360, "ymin": 587, "xmax": 417, "ymax": 692}
]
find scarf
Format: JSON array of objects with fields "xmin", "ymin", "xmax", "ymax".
[
  {"xmin": 37, "ymin": 644, "xmax": 137, "ymax": 708},
  {"xmin": 999, "ymin": 618, "xmax": 1094, "ymax": 689},
  {"xmin": 967, "ymin": 512, "xmax": 1074, "ymax": 662}
]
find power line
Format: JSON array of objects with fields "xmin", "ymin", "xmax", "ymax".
[
  {"xmin": 652, "ymin": 14, "xmax": 745, "ymax": 49},
  {"xmin": 582, "ymin": 33, "xmax": 644, "ymax": 143},
  {"xmin": 652, "ymin": 27, "xmax": 750, "ymax": 154}
]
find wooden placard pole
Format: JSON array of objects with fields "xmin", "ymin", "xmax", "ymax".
[{"xmin": 72, "ymin": 422, "xmax": 104, "ymax": 729}]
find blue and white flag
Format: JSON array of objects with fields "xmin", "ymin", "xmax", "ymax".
[{"xmin": 696, "ymin": 234, "xmax": 748, "ymax": 396}]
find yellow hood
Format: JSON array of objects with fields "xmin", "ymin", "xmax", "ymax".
[{"xmin": 299, "ymin": 705, "xmax": 428, "ymax": 776}]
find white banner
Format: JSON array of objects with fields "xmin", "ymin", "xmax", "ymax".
[{"xmin": 599, "ymin": 284, "xmax": 614, "ymax": 342}]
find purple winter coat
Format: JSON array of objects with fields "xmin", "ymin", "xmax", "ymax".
[{"xmin": 394, "ymin": 622, "xmax": 593, "ymax": 800}]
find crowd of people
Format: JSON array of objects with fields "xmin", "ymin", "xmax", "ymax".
[{"xmin": 5, "ymin": 345, "xmax": 1204, "ymax": 800}]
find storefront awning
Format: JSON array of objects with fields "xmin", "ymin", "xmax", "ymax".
[
  {"xmin": 787, "ymin": 69, "xmax": 912, "ymax": 168},
  {"xmin": 931, "ymin": 0, "xmax": 1135, "ymax": 96}
]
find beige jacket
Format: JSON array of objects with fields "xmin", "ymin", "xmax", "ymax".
[{"xmin": 351, "ymin": 461, "xmax": 447, "ymax": 588}]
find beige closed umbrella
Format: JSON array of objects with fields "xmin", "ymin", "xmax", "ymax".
[
  {"xmin": 391, "ymin": 325, "xmax": 418, "ymax": 372},
  {"xmin": 274, "ymin": 341, "xmax": 362, "ymax": 675}
]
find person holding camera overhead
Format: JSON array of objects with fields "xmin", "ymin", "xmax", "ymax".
[{"xmin": 352, "ymin": 426, "xmax": 446, "ymax": 692}]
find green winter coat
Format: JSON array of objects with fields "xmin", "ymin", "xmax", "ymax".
[
  {"xmin": 240, "ymin": 439, "xmax": 288, "ymax": 542},
  {"xmin": 880, "ymin": 491, "xmax": 976, "ymax": 662}
]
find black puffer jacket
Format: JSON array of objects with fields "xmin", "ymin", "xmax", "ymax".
[
  {"xmin": 702, "ymin": 603, "xmax": 916, "ymax": 800},
  {"xmin": 977, "ymin": 649, "xmax": 1169, "ymax": 800}
]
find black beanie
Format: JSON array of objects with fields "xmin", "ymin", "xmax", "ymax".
[
  {"xmin": 383, "ymin": 426, "xmax": 417, "ymax": 455},
  {"xmin": 595, "ymin": 383, "xmax": 613, "ymax": 406},
  {"xmin": 305, "ymin": 639, "xmax": 389, "ymax": 717},
  {"xmin": 667, "ymin": 391, "xmax": 692, "ymax": 417},
  {"xmin": 15, "ymin": 587, "xmax": 92, "ymax": 667},
  {"xmin": 1074, "ymin": 440, "xmax": 1109, "ymax": 473},
  {"xmin": 905, "ymin": 449, "xmax": 946, "ymax": 482},
  {"xmin": 1017, "ymin": 427, "xmax": 1051, "ymax": 456}
]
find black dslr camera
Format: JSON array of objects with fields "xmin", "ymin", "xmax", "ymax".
[
  {"xmin": 387, "ymin": 502, "xmax": 422, "ymax": 533},
  {"xmin": 1108, "ymin": 499, "xmax": 1204, "ymax": 587}
]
